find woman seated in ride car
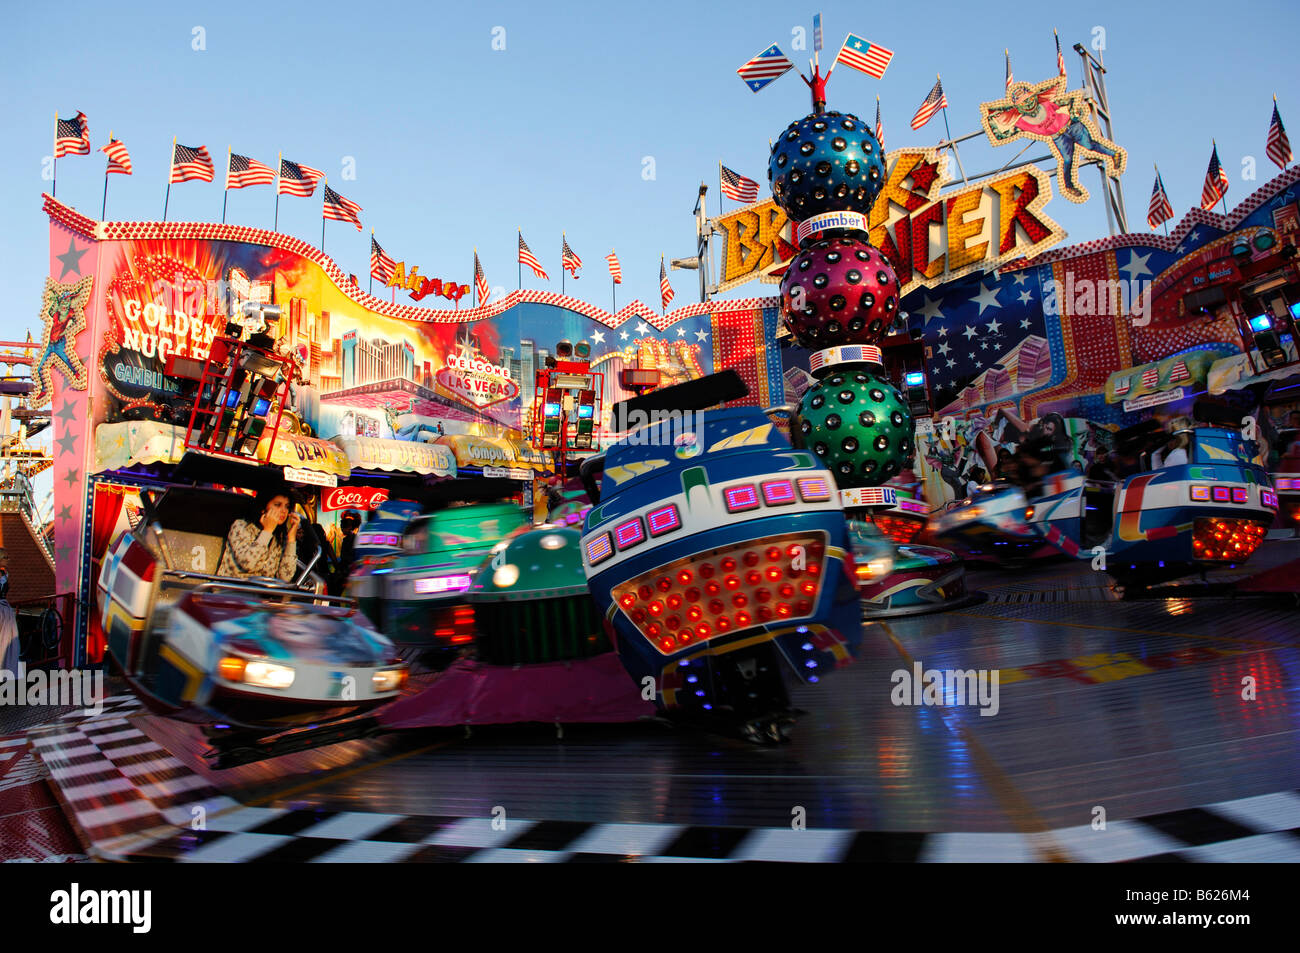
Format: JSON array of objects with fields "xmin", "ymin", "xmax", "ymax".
[
  {"xmin": 218, "ymin": 488, "xmax": 301, "ymax": 581},
  {"xmin": 1153, "ymin": 416, "xmax": 1194, "ymax": 468}
]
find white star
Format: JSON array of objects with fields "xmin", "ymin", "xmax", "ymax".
[
  {"xmin": 676, "ymin": 327, "xmax": 686, "ymax": 337},
  {"xmin": 962, "ymin": 324, "xmax": 978, "ymax": 340},
  {"xmin": 1018, "ymin": 290, "xmax": 1033, "ymax": 305},
  {"xmin": 1175, "ymin": 243, "xmax": 1186, "ymax": 255},
  {"xmin": 918, "ymin": 294, "xmax": 944, "ymax": 324},
  {"xmin": 1012, "ymin": 271, "xmax": 1028, "ymax": 286},
  {"xmin": 1188, "ymin": 228, "xmax": 1199, "ymax": 241},
  {"xmin": 970, "ymin": 281, "xmax": 1002, "ymax": 315},
  {"xmin": 973, "ymin": 359, "xmax": 983, "ymax": 369},
  {"xmin": 985, "ymin": 318, "xmax": 1002, "ymax": 334},
  {"xmin": 967, "ymin": 352, "xmax": 977, "ymax": 361},
  {"xmin": 937, "ymin": 325, "xmax": 948, "ymax": 337},
  {"xmin": 695, "ymin": 329, "xmax": 709, "ymax": 341},
  {"xmin": 591, "ymin": 330, "xmax": 605, "ymax": 344},
  {"xmin": 619, "ymin": 330, "xmax": 629, "ymax": 341},
  {"xmin": 937, "ymin": 341, "xmax": 951, "ymax": 356},
  {"xmin": 980, "ymin": 341, "xmax": 989, "ymax": 350},
  {"xmin": 946, "ymin": 358, "xmax": 956, "ymax": 369},
  {"xmin": 1020, "ymin": 317, "xmax": 1031, "ymax": 329},
  {"xmin": 1121, "ymin": 251, "xmax": 1153, "ymax": 280},
  {"xmin": 635, "ymin": 321, "xmax": 650, "ymax": 334}
]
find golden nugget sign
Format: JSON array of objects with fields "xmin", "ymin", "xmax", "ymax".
[{"xmin": 715, "ymin": 149, "xmax": 1065, "ymax": 295}]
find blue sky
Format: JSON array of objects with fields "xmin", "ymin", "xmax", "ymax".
[{"xmin": 5, "ymin": 0, "xmax": 1298, "ymax": 336}]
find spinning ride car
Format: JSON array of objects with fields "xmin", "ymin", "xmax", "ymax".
[
  {"xmin": 580, "ymin": 372, "xmax": 862, "ymax": 744},
  {"xmin": 933, "ymin": 410, "xmax": 1277, "ymax": 586},
  {"xmin": 96, "ymin": 455, "xmax": 405, "ymax": 739}
]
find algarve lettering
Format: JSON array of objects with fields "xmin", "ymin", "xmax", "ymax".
[
  {"xmin": 715, "ymin": 149, "xmax": 1065, "ymax": 296},
  {"xmin": 385, "ymin": 262, "xmax": 470, "ymax": 303}
]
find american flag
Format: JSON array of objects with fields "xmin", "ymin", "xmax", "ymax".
[
  {"xmin": 323, "ymin": 185, "xmax": 363, "ymax": 231},
  {"xmin": 1169, "ymin": 360, "xmax": 1191, "ymax": 384},
  {"xmin": 370, "ymin": 236, "xmax": 396, "ymax": 283},
  {"xmin": 474, "ymin": 251, "xmax": 490, "ymax": 305},
  {"xmin": 659, "ymin": 259, "xmax": 675, "ymax": 310},
  {"xmin": 1141, "ymin": 366, "xmax": 1160, "ymax": 390},
  {"xmin": 562, "ymin": 236, "xmax": 582, "ymax": 277},
  {"xmin": 1055, "ymin": 30, "xmax": 1066, "ymax": 78},
  {"xmin": 835, "ymin": 34, "xmax": 893, "ymax": 79},
  {"xmin": 1200, "ymin": 143, "xmax": 1229, "ymax": 211},
  {"xmin": 170, "ymin": 143, "xmax": 214, "ymax": 183},
  {"xmin": 813, "ymin": 14, "xmax": 823, "ymax": 53},
  {"xmin": 875, "ymin": 97, "xmax": 884, "ymax": 147},
  {"xmin": 100, "ymin": 138, "xmax": 132, "ymax": 175},
  {"xmin": 518, "ymin": 233, "xmax": 549, "ymax": 280},
  {"xmin": 226, "ymin": 153, "xmax": 275, "ymax": 190},
  {"xmin": 911, "ymin": 78, "xmax": 948, "ymax": 130},
  {"xmin": 605, "ymin": 249, "xmax": 622, "ymax": 284},
  {"xmin": 1005, "ymin": 50, "xmax": 1013, "ymax": 90},
  {"xmin": 1268, "ymin": 100, "xmax": 1292, "ymax": 170},
  {"xmin": 719, "ymin": 164, "xmax": 760, "ymax": 203},
  {"xmin": 278, "ymin": 158, "xmax": 325, "ymax": 197},
  {"xmin": 737, "ymin": 43, "xmax": 794, "ymax": 92},
  {"xmin": 54, "ymin": 112, "xmax": 90, "ymax": 157},
  {"xmin": 1147, "ymin": 169, "xmax": 1173, "ymax": 229}
]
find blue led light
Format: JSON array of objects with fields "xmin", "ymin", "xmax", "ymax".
[
  {"xmin": 703, "ymin": 704, "xmax": 713, "ymax": 710},
  {"xmin": 577, "ymin": 405, "xmax": 594, "ymax": 418},
  {"xmin": 695, "ymin": 690, "xmax": 706, "ymax": 697},
  {"xmin": 1249, "ymin": 314, "xmax": 1272, "ymax": 332},
  {"xmin": 686, "ymin": 675, "xmax": 698, "ymax": 684},
  {"xmin": 808, "ymin": 676, "xmax": 819, "ymax": 684},
  {"xmin": 801, "ymin": 642, "xmax": 814, "ymax": 651},
  {"xmin": 796, "ymin": 626, "xmax": 808, "ymax": 634},
  {"xmin": 805, "ymin": 660, "xmax": 818, "ymax": 669},
  {"xmin": 904, "ymin": 371, "xmax": 925, "ymax": 386}
]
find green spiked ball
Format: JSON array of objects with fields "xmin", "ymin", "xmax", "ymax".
[{"xmin": 794, "ymin": 369, "xmax": 914, "ymax": 488}]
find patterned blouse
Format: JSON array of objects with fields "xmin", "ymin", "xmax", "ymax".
[{"xmin": 218, "ymin": 520, "xmax": 298, "ymax": 581}]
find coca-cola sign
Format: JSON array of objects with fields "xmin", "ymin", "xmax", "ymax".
[{"xmin": 321, "ymin": 486, "xmax": 390, "ymax": 512}]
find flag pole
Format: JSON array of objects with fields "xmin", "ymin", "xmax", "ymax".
[
  {"xmin": 52, "ymin": 111, "xmax": 58, "ymax": 199},
  {"xmin": 101, "ymin": 129, "xmax": 111, "ymax": 220},
  {"xmin": 937, "ymin": 74, "xmax": 968, "ymax": 184},
  {"xmin": 369, "ymin": 228, "xmax": 374, "ymax": 295},
  {"xmin": 561, "ymin": 231, "xmax": 566, "ymax": 295},
  {"xmin": 222, "ymin": 145, "xmax": 230, "ymax": 224},
  {"xmin": 321, "ymin": 178, "xmax": 327, "ymax": 251},
  {"xmin": 1155, "ymin": 163, "xmax": 1169, "ymax": 237},
  {"xmin": 163, "ymin": 136, "xmax": 175, "ymax": 222},
  {"xmin": 718, "ymin": 162, "xmax": 724, "ymax": 217},
  {"xmin": 274, "ymin": 151, "xmax": 282, "ymax": 232},
  {"xmin": 517, "ymin": 229, "xmax": 522, "ymax": 290}
]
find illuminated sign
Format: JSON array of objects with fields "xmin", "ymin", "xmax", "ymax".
[
  {"xmin": 435, "ymin": 350, "xmax": 520, "ymax": 409},
  {"xmin": 385, "ymin": 261, "xmax": 470, "ymax": 303},
  {"xmin": 321, "ymin": 486, "xmax": 390, "ymax": 511},
  {"xmin": 714, "ymin": 148, "xmax": 1065, "ymax": 296}
]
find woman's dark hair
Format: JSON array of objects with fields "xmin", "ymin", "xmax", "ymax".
[{"xmin": 250, "ymin": 486, "xmax": 295, "ymax": 548}]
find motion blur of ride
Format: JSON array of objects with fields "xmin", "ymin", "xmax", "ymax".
[
  {"xmin": 580, "ymin": 371, "xmax": 862, "ymax": 744},
  {"xmin": 932, "ymin": 404, "xmax": 1277, "ymax": 587},
  {"xmin": 95, "ymin": 456, "xmax": 406, "ymax": 749}
]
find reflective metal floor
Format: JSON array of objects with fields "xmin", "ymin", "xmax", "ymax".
[{"xmin": 147, "ymin": 541, "xmax": 1300, "ymax": 838}]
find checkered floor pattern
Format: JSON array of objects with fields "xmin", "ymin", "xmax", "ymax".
[{"xmin": 27, "ymin": 698, "xmax": 1300, "ymax": 863}]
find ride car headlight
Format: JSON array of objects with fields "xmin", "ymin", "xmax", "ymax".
[
  {"xmin": 242, "ymin": 661, "xmax": 296, "ymax": 690},
  {"xmin": 372, "ymin": 669, "xmax": 407, "ymax": 693},
  {"xmin": 493, "ymin": 563, "xmax": 520, "ymax": 587},
  {"xmin": 856, "ymin": 556, "xmax": 895, "ymax": 580}
]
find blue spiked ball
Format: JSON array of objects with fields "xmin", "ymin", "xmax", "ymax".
[{"xmin": 768, "ymin": 112, "xmax": 886, "ymax": 225}]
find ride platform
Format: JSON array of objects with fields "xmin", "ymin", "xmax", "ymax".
[{"xmin": 17, "ymin": 538, "xmax": 1300, "ymax": 862}]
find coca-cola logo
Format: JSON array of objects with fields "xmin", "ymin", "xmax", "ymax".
[{"xmin": 321, "ymin": 486, "xmax": 390, "ymax": 512}]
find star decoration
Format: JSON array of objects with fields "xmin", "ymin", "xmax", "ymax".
[
  {"xmin": 1012, "ymin": 272, "xmax": 1028, "ymax": 286},
  {"xmin": 591, "ymin": 330, "xmax": 605, "ymax": 344},
  {"xmin": 980, "ymin": 341, "xmax": 989, "ymax": 350},
  {"xmin": 1175, "ymin": 243, "xmax": 1187, "ymax": 255},
  {"xmin": 619, "ymin": 330, "xmax": 629, "ymax": 341},
  {"xmin": 55, "ymin": 238, "xmax": 89, "ymax": 279},
  {"xmin": 962, "ymin": 325, "xmax": 978, "ymax": 340},
  {"xmin": 635, "ymin": 321, "xmax": 650, "ymax": 335},
  {"xmin": 908, "ymin": 159, "xmax": 941, "ymax": 194},
  {"xmin": 937, "ymin": 341, "xmax": 951, "ymax": 356},
  {"xmin": 918, "ymin": 294, "xmax": 945, "ymax": 325},
  {"xmin": 1121, "ymin": 251, "xmax": 1153, "ymax": 280},
  {"xmin": 1018, "ymin": 290, "xmax": 1033, "ymax": 305},
  {"xmin": 970, "ymin": 281, "xmax": 1003, "ymax": 314},
  {"xmin": 62, "ymin": 467, "xmax": 81, "ymax": 488},
  {"xmin": 55, "ymin": 544, "xmax": 73, "ymax": 565},
  {"xmin": 936, "ymin": 325, "xmax": 948, "ymax": 337},
  {"xmin": 55, "ymin": 400, "xmax": 80, "ymax": 425},
  {"xmin": 55, "ymin": 428, "xmax": 78, "ymax": 455},
  {"xmin": 57, "ymin": 504, "xmax": 74, "ymax": 523},
  {"xmin": 946, "ymin": 359, "xmax": 956, "ymax": 369},
  {"xmin": 676, "ymin": 327, "xmax": 686, "ymax": 337},
  {"xmin": 1020, "ymin": 317, "xmax": 1032, "ymax": 329},
  {"xmin": 695, "ymin": 329, "xmax": 709, "ymax": 342},
  {"xmin": 985, "ymin": 318, "xmax": 1002, "ymax": 334}
]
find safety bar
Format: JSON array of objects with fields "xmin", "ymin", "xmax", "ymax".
[
  {"xmin": 580, "ymin": 453, "xmax": 605, "ymax": 504},
  {"xmin": 187, "ymin": 578, "xmax": 358, "ymax": 608}
]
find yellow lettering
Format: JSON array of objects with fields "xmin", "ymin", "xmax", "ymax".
[
  {"xmin": 386, "ymin": 261, "xmax": 406, "ymax": 288},
  {"xmin": 945, "ymin": 187, "xmax": 988, "ymax": 272}
]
